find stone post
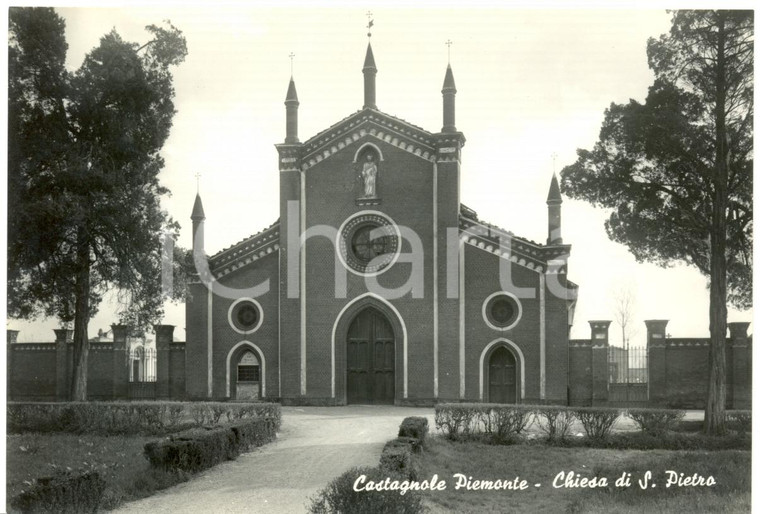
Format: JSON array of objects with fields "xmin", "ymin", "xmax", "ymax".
[
  {"xmin": 7, "ymin": 329, "xmax": 19, "ymax": 400},
  {"xmin": 728, "ymin": 322, "xmax": 751, "ymax": 409},
  {"xmin": 54, "ymin": 329, "xmax": 73, "ymax": 400},
  {"xmin": 589, "ymin": 320, "xmax": 611, "ymax": 405},
  {"xmin": 645, "ymin": 320, "xmax": 669, "ymax": 406},
  {"xmin": 111, "ymin": 325, "xmax": 130, "ymax": 399},
  {"xmin": 154, "ymin": 325, "xmax": 174, "ymax": 398}
]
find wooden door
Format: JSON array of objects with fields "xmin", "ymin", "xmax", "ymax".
[
  {"xmin": 488, "ymin": 346, "xmax": 516, "ymax": 403},
  {"xmin": 347, "ymin": 308, "xmax": 395, "ymax": 404}
]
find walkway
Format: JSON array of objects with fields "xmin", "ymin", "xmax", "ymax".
[{"xmin": 113, "ymin": 405, "xmax": 434, "ymax": 513}]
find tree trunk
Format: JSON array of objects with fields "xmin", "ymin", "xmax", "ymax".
[
  {"xmin": 704, "ymin": 13, "xmax": 728, "ymax": 436},
  {"xmin": 70, "ymin": 233, "xmax": 91, "ymax": 401}
]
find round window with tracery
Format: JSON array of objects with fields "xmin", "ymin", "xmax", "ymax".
[
  {"xmin": 339, "ymin": 213, "xmax": 399, "ymax": 274},
  {"xmin": 229, "ymin": 298, "xmax": 263, "ymax": 334},
  {"xmin": 483, "ymin": 292, "xmax": 521, "ymax": 330}
]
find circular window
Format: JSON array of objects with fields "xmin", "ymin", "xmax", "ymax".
[
  {"xmin": 483, "ymin": 292, "xmax": 521, "ymax": 330},
  {"xmin": 228, "ymin": 298, "xmax": 263, "ymax": 334},
  {"xmin": 338, "ymin": 213, "xmax": 400, "ymax": 275}
]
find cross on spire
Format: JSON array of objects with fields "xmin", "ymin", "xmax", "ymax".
[
  {"xmin": 445, "ymin": 39, "xmax": 453, "ymax": 64},
  {"xmin": 551, "ymin": 152, "xmax": 558, "ymax": 174},
  {"xmin": 289, "ymin": 52, "xmax": 295, "ymax": 76},
  {"xmin": 366, "ymin": 11, "xmax": 374, "ymax": 38},
  {"xmin": 195, "ymin": 172, "xmax": 201, "ymax": 194}
]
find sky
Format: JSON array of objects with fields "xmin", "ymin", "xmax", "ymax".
[{"xmin": 5, "ymin": 3, "xmax": 754, "ymax": 344}]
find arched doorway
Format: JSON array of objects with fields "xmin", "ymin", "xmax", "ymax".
[
  {"xmin": 488, "ymin": 346, "xmax": 517, "ymax": 403},
  {"xmin": 235, "ymin": 350, "xmax": 261, "ymax": 400},
  {"xmin": 346, "ymin": 307, "xmax": 395, "ymax": 404}
]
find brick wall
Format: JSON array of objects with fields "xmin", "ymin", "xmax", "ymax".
[
  {"xmin": 569, "ymin": 320, "xmax": 752, "ymax": 409},
  {"xmin": 647, "ymin": 320, "xmax": 751, "ymax": 409},
  {"xmin": 7, "ymin": 328, "xmax": 189, "ymax": 402},
  {"xmin": 9, "ymin": 343, "xmax": 57, "ymax": 400}
]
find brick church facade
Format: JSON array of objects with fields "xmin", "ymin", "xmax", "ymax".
[{"xmin": 184, "ymin": 42, "xmax": 577, "ymax": 406}]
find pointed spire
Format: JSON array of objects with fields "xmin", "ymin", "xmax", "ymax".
[
  {"xmin": 362, "ymin": 42, "xmax": 377, "ymax": 109},
  {"xmin": 191, "ymin": 193, "xmax": 205, "ymax": 221},
  {"xmin": 441, "ymin": 64, "xmax": 457, "ymax": 133},
  {"xmin": 546, "ymin": 173, "xmax": 563, "ymax": 245},
  {"xmin": 442, "ymin": 64, "xmax": 456, "ymax": 92},
  {"xmin": 286, "ymin": 76, "xmax": 299, "ymax": 102},
  {"xmin": 547, "ymin": 173, "xmax": 562, "ymax": 204},
  {"xmin": 363, "ymin": 42, "xmax": 377, "ymax": 71},
  {"xmin": 284, "ymin": 75, "xmax": 300, "ymax": 144}
]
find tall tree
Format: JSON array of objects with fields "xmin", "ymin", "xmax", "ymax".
[
  {"xmin": 561, "ymin": 10, "xmax": 752, "ymax": 434},
  {"xmin": 8, "ymin": 8, "xmax": 188, "ymax": 400}
]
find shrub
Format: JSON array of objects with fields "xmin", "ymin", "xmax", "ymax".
[
  {"xmin": 435, "ymin": 403, "xmax": 534, "ymax": 442},
  {"xmin": 380, "ymin": 437, "xmax": 421, "ymax": 480},
  {"xmin": 307, "ymin": 466, "xmax": 426, "ymax": 514},
  {"xmin": 534, "ymin": 405, "xmax": 577, "ymax": 441},
  {"xmin": 486, "ymin": 406, "xmax": 533, "ymax": 442},
  {"xmin": 143, "ymin": 417, "xmax": 277, "ymax": 473},
  {"xmin": 434, "ymin": 404, "xmax": 479, "ymax": 440},
  {"xmin": 10, "ymin": 470, "xmax": 106, "ymax": 514},
  {"xmin": 626, "ymin": 408, "xmax": 685, "ymax": 435},
  {"xmin": 398, "ymin": 417, "xmax": 429, "ymax": 445},
  {"xmin": 572, "ymin": 407, "xmax": 621, "ymax": 440},
  {"xmin": 7, "ymin": 401, "xmax": 281, "ymax": 435},
  {"xmin": 726, "ymin": 410, "xmax": 751, "ymax": 435},
  {"xmin": 190, "ymin": 403, "xmax": 211, "ymax": 426}
]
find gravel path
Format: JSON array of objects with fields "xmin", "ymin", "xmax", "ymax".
[{"xmin": 113, "ymin": 405, "xmax": 435, "ymax": 514}]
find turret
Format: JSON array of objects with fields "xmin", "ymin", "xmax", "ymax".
[
  {"xmin": 284, "ymin": 77, "xmax": 300, "ymax": 144},
  {"xmin": 546, "ymin": 173, "xmax": 562, "ymax": 245},
  {"xmin": 441, "ymin": 64, "xmax": 457, "ymax": 133},
  {"xmin": 363, "ymin": 43, "xmax": 377, "ymax": 109}
]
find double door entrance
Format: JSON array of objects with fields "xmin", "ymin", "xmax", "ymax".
[
  {"xmin": 346, "ymin": 308, "xmax": 395, "ymax": 404},
  {"xmin": 489, "ymin": 346, "xmax": 517, "ymax": 403}
]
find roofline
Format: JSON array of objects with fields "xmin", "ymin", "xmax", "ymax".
[{"xmin": 301, "ymin": 108, "xmax": 433, "ymax": 151}]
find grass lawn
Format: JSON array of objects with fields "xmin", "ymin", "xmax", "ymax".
[
  {"xmin": 6, "ymin": 432, "xmax": 190, "ymax": 512},
  {"xmin": 417, "ymin": 437, "xmax": 750, "ymax": 514}
]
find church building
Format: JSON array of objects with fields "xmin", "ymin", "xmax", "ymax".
[{"xmin": 184, "ymin": 41, "xmax": 577, "ymax": 406}]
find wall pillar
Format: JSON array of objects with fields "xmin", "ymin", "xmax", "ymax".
[
  {"xmin": 645, "ymin": 320, "xmax": 669, "ymax": 406},
  {"xmin": 7, "ymin": 330, "xmax": 19, "ymax": 400},
  {"xmin": 154, "ymin": 325, "xmax": 175, "ymax": 398},
  {"xmin": 111, "ymin": 325, "xmax": 130, "ymax": 399},
  {"xmin": 54, "ymin": 329, "xmax": 73, "ymax": 400},
  {"xmin": 589, "ymin": 320, "xmax": 611, "ymax": 405},
  {"xmin": 728, "ymin": 322, "xmax": 751, "ymax": 409}
]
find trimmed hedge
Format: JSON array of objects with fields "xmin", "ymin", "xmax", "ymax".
[
  {"xmin": 398, "ymin": 416, "xmax": 428, "ymax": 445},
  {"xmin": 572, "ymin": 407, "xmax": 620, "ymax": 440},
  {"xmin": 435, "ymin": 403, "xmax": 533, "ymax": 441},
  {"xmin": 144, "ymin": 417, "xmax": 277, "ymax": 473},
  {"xmin": 726, "ymin": 410, "xmax": 751, "ymax": 435},
  {"xmin": 533, "ymin": 405, "xmax": 576, "ymax": 441},
  {"xmin": 144, "ymin": 418, "xmax": 277, "ymax": 473},
  {"xmin": 10, "ymin": 471, "xmax": 106, "ymax": 514},
  {"xmin": 307, "ymin": 466, "xmax": 425, "ymax": 514},
  {"xmin": 380, "ymin": 437, "xmax": 421, "ymax": 480},
  {"xmin": 626, "ymin": 408, "xmax": 685, "ymax": 435},
  {"xmin": 7, "ymin": 401, "xmax": 281, "ymax": 435}
]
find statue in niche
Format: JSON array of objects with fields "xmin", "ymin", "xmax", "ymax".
[{"xmin": 361, "ymin": 153, "xmax": 378, "ymax": 198}]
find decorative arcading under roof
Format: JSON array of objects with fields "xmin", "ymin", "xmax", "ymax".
[
  {"xmin": 209, "ymin": 220, "xmax": 281, "ymax": 277},
  {"xmin": 459, "ymin": 213, "xmax": 570, "ymax": 274},
  {"xmin": 303, "ymin": 109, "xmax": 433, "ymax": 157}
]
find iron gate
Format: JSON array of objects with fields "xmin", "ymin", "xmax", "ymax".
[{"xmin": 608, "ymin": 346, "xmax": 648, "ymax": 406}]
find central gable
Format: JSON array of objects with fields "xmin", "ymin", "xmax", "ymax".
[{"xmin": 300, "ymin": 109, "xmax": 437, "ymax": 171}]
